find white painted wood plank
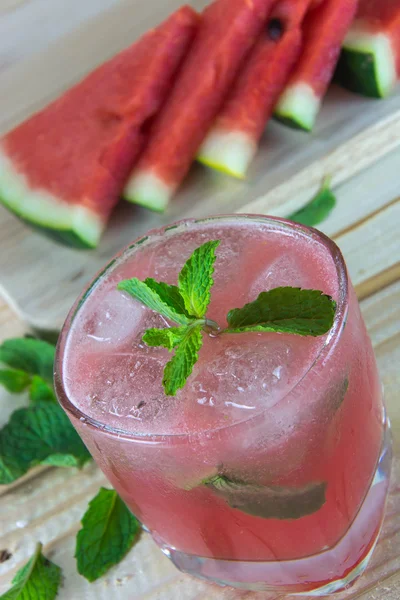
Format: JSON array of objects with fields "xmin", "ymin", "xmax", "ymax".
[
  {"xmin": 335, "ymin": 200, "xmax": 400, "ymax": 293},
  {"xmin": 0, "ymin": 0, "xmax": 118, "ymax": 75},
  {"xmin": 237, "ymin": 108, "xmax": 400, "ymax": 220},
  {"xmin": 291, "ymin": 147, "xmax": 400, "ymax": 240},
  {"xmin": 361, "ymin": 279, "xmax": 400, "ymax": 349}
]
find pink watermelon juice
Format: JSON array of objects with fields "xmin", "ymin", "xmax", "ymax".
[{"xmin": 55, "ymin": 216, "xmax": 390, "ymax": 594}]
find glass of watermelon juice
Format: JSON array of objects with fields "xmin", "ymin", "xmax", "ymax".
[{"xmin": 55, "ymin": 215, "xmax": 391, "ymax": 595}]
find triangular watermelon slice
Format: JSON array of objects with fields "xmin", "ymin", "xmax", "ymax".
[
  {"xmin": 338, "ymin": 0, "xmax": 400, "ymax": 98},
  {"xmin": 197, "ymin": 0, "xmax": 308, "ymax": 179},
  {"xmin": 0, "ymin": 7, "xmax": 199, "ymax": 248},
  {"xmin": 123, "ymin": 0, "xmax": 277, "ymax": 212},
  {"xmin": 274, "ymin": 0, "xmax": 358, "ymax": 131}
]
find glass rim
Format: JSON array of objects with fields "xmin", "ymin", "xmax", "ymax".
[{"xmin": 55, "ymin": 214, "xmax": 349, "ymax": 443}]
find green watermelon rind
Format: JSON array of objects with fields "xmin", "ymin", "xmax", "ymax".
[
  {"xmin": 197, "ymin": 129, "xmax": 256, "ymax": 180},
  {"xmin": 123, "ymin": 170, "xmax": 172, "ymax": 213},
  {"xmin": 273, "ymin": 83, "xmax": 321, "ymax": 132},
  {"xmin": 0, "ymin": 148, "xmax": 103, "ymax": 249},
  {"xmin": 15, "ymin": 217, "xmax": 97, "ymax": 249},
  {"xmin": 338, "ymin": 30, "xmax": 397, "ymax": 99}
]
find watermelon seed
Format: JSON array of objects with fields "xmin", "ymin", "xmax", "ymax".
[{"xmin": 267, "ymin": 18, "xmax": 285, "ymax": 41}]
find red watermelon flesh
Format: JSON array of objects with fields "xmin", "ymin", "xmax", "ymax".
[
  {"xmin": 345, "ymin": 0, "xmax": 400, "ymax": 81},
  {"xmin": 274, "ymin": 0, "xmax": 359, "ymax": 131},
  {"xmin": 124, "ymin": 0, "xmax": 277, "ymax": 212},
  {"xmin": 357, "ymin": 0, "xmax": 400, "ymax": 41},
  {"xmin": 197, "ymin": 0, "xmax": 309, "ymax": 178},
  {"xmin": 0, "ymin": 7, "xmax": 199, "ymax": 248}
]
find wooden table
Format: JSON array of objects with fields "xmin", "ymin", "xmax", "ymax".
[{"xmin": 0, "ymin": 1, "xmax": 399, "ymax": 598}]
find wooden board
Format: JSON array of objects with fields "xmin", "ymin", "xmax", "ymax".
[{"xmin": 0, "ymin": 0, "xmax": 399, "ymax": 330}]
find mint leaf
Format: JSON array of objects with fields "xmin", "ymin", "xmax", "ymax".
[
  {"xmin": 226, "ymin": 287, "xmax": 336, "ymax": 336},
  {"xmin": 144, "ymin": 279, "xmax": 190, "ymax": 318},
  {"xmin": 163, "ymin": 325, "xmax": 203, "ymax": 396},
  {"xmin": 29, "ymin": 375, "xmax": 56, "ymax": 403},
  {"xmin": 288, "ymin": 177, "xmax": 336, "ymax": 227},
  {"xmin": 0, "ymin": 338, "xmax": 55, "ymax": 383},
  {"xmin": 118, "ymin": 240, "xmax": 336, "ymax": 397},
  {"xmin": 178, "ymin": 240, "xmax": 220, "ymax": 318},
  {"xmin": 0, "ymin": 338, "xmax": 57, "ymax": 403},
  {"xmin": 143, "ymin": 326, "xmax": 188, "ymax": 351},
  {"xmin": 118, "ymin": 241, "xmax": 222, "ymax": 395},
  {"xmin": 76, "ymin": 488, "xmax": 140, "ymax": 582},
  {"xmin": 117, "ymin": 278, "xmax": 191, "ymax": 326},
  {"xmin": 41, "ymin": 453, "xmax": 87, "ymax": 468},
  {"xmin": 0, "ymin": 369, "xmax": 31, "ymax": 393},
  {"xmin": 204, "ymin": 475, "xmax": 327, "ymax": 520},
  {"xmin": 1, "ymin": 542, "xmax": 62, "ymax": 600},
  {"xmin": 0, "ymin": 402, "xmax": 91, "ymax": 484}
]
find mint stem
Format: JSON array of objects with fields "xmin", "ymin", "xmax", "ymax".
[{"xmin": 204, "ymin": 319, "xmax": 220, "ymax": 335}]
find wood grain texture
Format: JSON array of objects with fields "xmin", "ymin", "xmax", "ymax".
[{"xmin": 337, "ymin": 199, "xmax": 400, "ymax": 299}]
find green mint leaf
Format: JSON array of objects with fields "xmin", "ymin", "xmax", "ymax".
[
  {"xmin": 0, "ymin": 339, "xmax": 57, "ymax": 402},
  {"xmin": 0, "ymin": 402, "xmax": 91, "ymax": 484},
  {"xmin": 163, "ymin": 325, "xmax": 203, "ymax": 396},
  {"xmin": 41, "ymin": 453, "xmax": 86, "ymax": 468},
  {"xmin": 288, "ymin": 176, "xmax": 336, "ymax": 227},
  {"xmin": 204, "ymin": 475, "xmax": 327, "ymax": 520},
  {"xmin": 226, "ymin": 287, "xmax": 336, "ymax": 337},
  {"xmin": 0, "ymin": 338, "xmax": 55, "ymax": 384},
  {"xmin": 143, "ymin": 326, "xmax": 189, "ymax": 351},
  {"xmin": 76, "ymin": 487, "xmax": 140, "ymax": 582},
  {"xmin": 0, "ymin": 369, "xmax": 31, "ymax": 394},
  {"xmin": 117, "ymin": 278, "xmax": 191, "ymax": 326},
  {"xmin": 29, "ymin": 375, "xmax": 57, "ymax": 403},
  {"xmin": 1, "ymin": 542, "xmax": 62, "ymax": 600},
  {"xmin": 144, "ymin": 279, "xmax": 191, "ymax": 318},
  {"xmin": 178, "ymin": 240, "xmax": 220, "ymax": 318}
]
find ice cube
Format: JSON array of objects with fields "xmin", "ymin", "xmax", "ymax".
[
  {"xmin": 181, "ymin": 327, "xmax": 328, "ymax": 435},
  {"xmin": 82, "ymin": 289, "xmax": 145, "ymax": 349},
  {"xmin": 250, "ymin": 253, "xmax": 312, "ymax": 298},
  {"xmin": 185, "ymin": 334, "xmax": 294, "ymax": 427}
]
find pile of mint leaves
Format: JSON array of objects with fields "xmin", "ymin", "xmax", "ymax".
[{"xmin": 0, "ymin": 337, "xmax": 141, "ymax": 599}]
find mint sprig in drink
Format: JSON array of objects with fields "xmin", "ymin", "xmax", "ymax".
[{"xmin": 55, "ymin": 216, "xmax": 391, "ymax": 595}]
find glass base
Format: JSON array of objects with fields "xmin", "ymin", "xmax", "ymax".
[{"xmin": 159, "ymin": 421, "xmax": 392, "ymax": 595}]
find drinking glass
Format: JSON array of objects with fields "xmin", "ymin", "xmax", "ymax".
[{"xmin": 55, "ymin": 215, "xmax": 391, "ymax": 595}]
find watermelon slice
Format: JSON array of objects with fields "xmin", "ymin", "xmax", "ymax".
[
  {"xmin": 124, "ymin": 0, "xmax": 277, "ymax": 212},
  {"xmin": 274, "ymin": 0, "xmax": 359, "ymax": 131},
  {"xmin": 0, "ymin": 7, "xmax": 199, "ymax": 248},
  {"xmin": 197, "ymin": 0, "xmax": 308, "ymax": 179},
  {"xmin": 338, "ymin": 0, "xmax": 400, "ymax": 98}
]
